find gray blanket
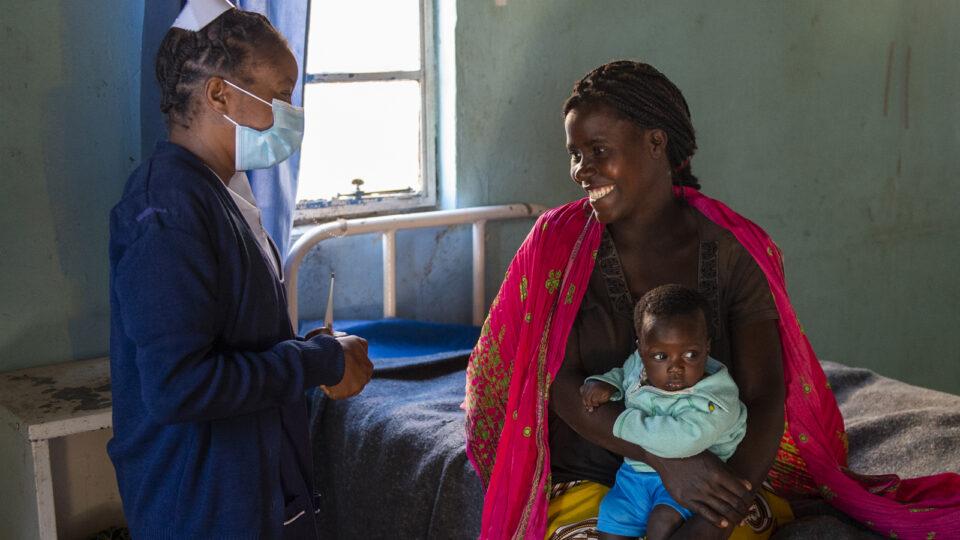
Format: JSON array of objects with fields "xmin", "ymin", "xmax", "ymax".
[
  {"xmin": 311, "ymin": 358, "xmax": 960, "ymax": 539},
  {"xmin": 776, "ymin": 361, "xmax": 960, "ymax": 539},
  {"xmin": 311, "ymin": 353, "xmax": 483, "ymax": 539}
]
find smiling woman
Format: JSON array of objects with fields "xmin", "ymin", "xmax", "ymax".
[
  {"xmin": 565, "ymin": 103, "xmax": 674, "ymax": 225},
  {"xmin": 465, "ymin": 60, "xmax": 960, "ymax": 540}
]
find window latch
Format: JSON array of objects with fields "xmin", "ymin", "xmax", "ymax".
[{"xmin": 334, "ymin": 178, "xmax": 415, "ymax": 203}]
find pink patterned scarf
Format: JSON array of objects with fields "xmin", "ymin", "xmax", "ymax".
[{"xmin": 465, "ymin": 189, "xmax": 960, "ymax": 540}]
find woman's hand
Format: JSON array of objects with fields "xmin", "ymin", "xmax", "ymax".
[
  {"xmin": 320, "ymin": 335, "xmax": 373, "ymax": 399},
  {"xmin": 551, "ymin": 332, "xmax": 751, "ymax": 528},
  {"xmin": 662, "ymin": 320, "xmax": 784, "ymax": 539},
  {"xmin": 648, "ymin": 451, "xmax": 752, "ymax": 530},
  {"xmin": 556, "ymin": 375, "xmax": 752, "ymax": 529},
  {"xmin": 580, "ymin": 380, "xmax": 616, "ymax": 411},
  {"xmin": 551, "ymin": 364, "xmax": 751, "ymax": 528},
  {"xmin": 303, "ymin": 325, "xmax": 333, "ymax": 340}
]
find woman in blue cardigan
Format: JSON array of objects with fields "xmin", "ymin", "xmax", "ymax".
[{"xmin": 108, "ymin": 3, "xmax": 372, "ymax": 538}]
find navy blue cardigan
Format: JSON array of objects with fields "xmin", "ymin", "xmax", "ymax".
[{"xmin": 108, "ymin": 142, "xmax": 343, "ymax": 539}]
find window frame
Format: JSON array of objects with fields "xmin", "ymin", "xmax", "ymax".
[{"xmin": 294, "ymin": 0, "xmax": 437, "ymax": 224}]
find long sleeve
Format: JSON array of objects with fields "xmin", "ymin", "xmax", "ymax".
[
  {"xmin": 585, "ymin": 367, "xmax": 627, "ymax": 401},
  {"xmin": 115, "ymin": 225, "xmax": 344, "ymax": 426},
  {"xmin": 585, "ymin": 351, "xmax": 642, "ymax": 401},
  {"xmin": 612, "ymin": 395, "xmax": 742, "ymax": 459}
]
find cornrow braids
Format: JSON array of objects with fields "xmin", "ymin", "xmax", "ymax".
[
  {"xmin": 634, "ymin": 284, "xmax": 711, "ymax": 334},
  {"xmin": 564, "ymin": 60, "xmax": 700, "ymax": 189},
  {"xmin": 155, "ymin": 9, "xmax": 287, "ymax": 129}
]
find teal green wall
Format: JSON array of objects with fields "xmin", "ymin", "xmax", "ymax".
[
  {"xmin": 1, "ymin": 1, "xmax": 957, "ymax": 397},
  {"xmin": 453, "ymin": 1, "xmax": 960, "ymax": 394},
  {"xmin": 0, "ymin": 1, "xmax": 143, "ymax": 372}
]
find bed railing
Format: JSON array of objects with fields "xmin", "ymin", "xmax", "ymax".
[{"xmin": 284, "ymin": 204, "xmax": 548, "ymax": 326}]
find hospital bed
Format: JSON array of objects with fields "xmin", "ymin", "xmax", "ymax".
[
  {"xmin": 284, "ymin": 204, "xmax": 544, "ymax": 538},
  {"xmin": 284, "ymin": 206, "xmax": 960, "ymax": 540}
]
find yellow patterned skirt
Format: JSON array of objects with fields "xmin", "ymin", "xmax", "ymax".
[{"xmin": 546, "ymin": 480, "xmax": 793, "ymax": 540}]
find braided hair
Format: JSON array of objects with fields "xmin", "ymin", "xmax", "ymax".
[
  {"xmin": 155, "ymin": 9, "xmax": 287, "ymax": 129},
  {"xmin": 564, "ymin": 61, "xmax": 700, "ymax": 189}
]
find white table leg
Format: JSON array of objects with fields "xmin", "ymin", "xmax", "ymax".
[{"xmin": 31, "ymin": 439, "xmax": 57, "ymax": 540}]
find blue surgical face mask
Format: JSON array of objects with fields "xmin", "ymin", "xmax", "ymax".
[{"xmin": 222, "ymin": 80, "xmax": 305, "ymax": 170}]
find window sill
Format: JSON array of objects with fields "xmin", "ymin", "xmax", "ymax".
[
  {"xmin": 291, "ymin": 197, "xmax": 439, "ymax": 242},
  {"xmin": 294, "ymin": 190, "xmax": 436, "ymax": 223}
]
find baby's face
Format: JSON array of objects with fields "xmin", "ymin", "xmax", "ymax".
[{"xmin": 638, "ymin": 312, "xmax": 710, "ymax": 392}]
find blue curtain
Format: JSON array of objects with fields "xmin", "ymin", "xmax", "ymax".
[
  {"xmin": 236, "ymin": 0, "xmax": 309, "ymax": 259},
  {"xmin": 141, "ymin": 0, "xmax": 308, "ymax": 258}
]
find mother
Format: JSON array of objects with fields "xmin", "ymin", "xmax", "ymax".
[{"xmin": 465, "ymin": 61, "xmax": 960, "ymax": 540}]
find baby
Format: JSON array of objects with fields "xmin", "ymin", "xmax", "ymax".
[{"xmin": 580, "ymin": 284, "xmax": 748, "ymax": 540}]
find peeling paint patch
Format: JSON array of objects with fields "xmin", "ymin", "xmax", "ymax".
[
  {"xmin": 7, "ymin": 374, "xmax": 55, "ymax": 387},
  {"xmin": 39, "ymin": 384, "xmax": 112, "ymax": 413}
]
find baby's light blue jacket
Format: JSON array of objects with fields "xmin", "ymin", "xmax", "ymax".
[{"xmin": 587, "ymin": 352, "xmax": 747, "ymax": 473}]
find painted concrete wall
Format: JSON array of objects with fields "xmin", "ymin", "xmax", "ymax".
[
  {"xmin": 0, "ymin": 2, "xmax": 142, "ymax": 537},
  {"xmin": 0, "ymin": 3, "xmax": 955, "ymax": 534},
  {"xmin": 0, "ymin": 1, "xmax": 143, "ymax": 373},
  {"xmin": 297, "ymin": 226, "xmax": 476, "ymax": 324},
  {"xmin": 0, "ymin": 0, "xmax": 955, "ymax": 414},
  {"xmin": 448, "ymin": 0, "xmax": 960, "ymax": 394}
]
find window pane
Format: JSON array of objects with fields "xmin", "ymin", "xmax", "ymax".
[
  {"xmin": 298, "ymin": 81, "xmax": 422, "ymax": 203},
  {"xmin": 307, "ymin": 0, "xmax": 421, "ymax": 74}
]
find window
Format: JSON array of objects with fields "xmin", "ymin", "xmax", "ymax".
[{"xmin": 296, "ymin": 0, "xmax": 436, "ymax": 222}]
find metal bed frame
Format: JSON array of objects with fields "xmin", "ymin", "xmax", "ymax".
[{"xmin": 283, "ymin": 204, "xmax": 548, "ymax": 326}]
